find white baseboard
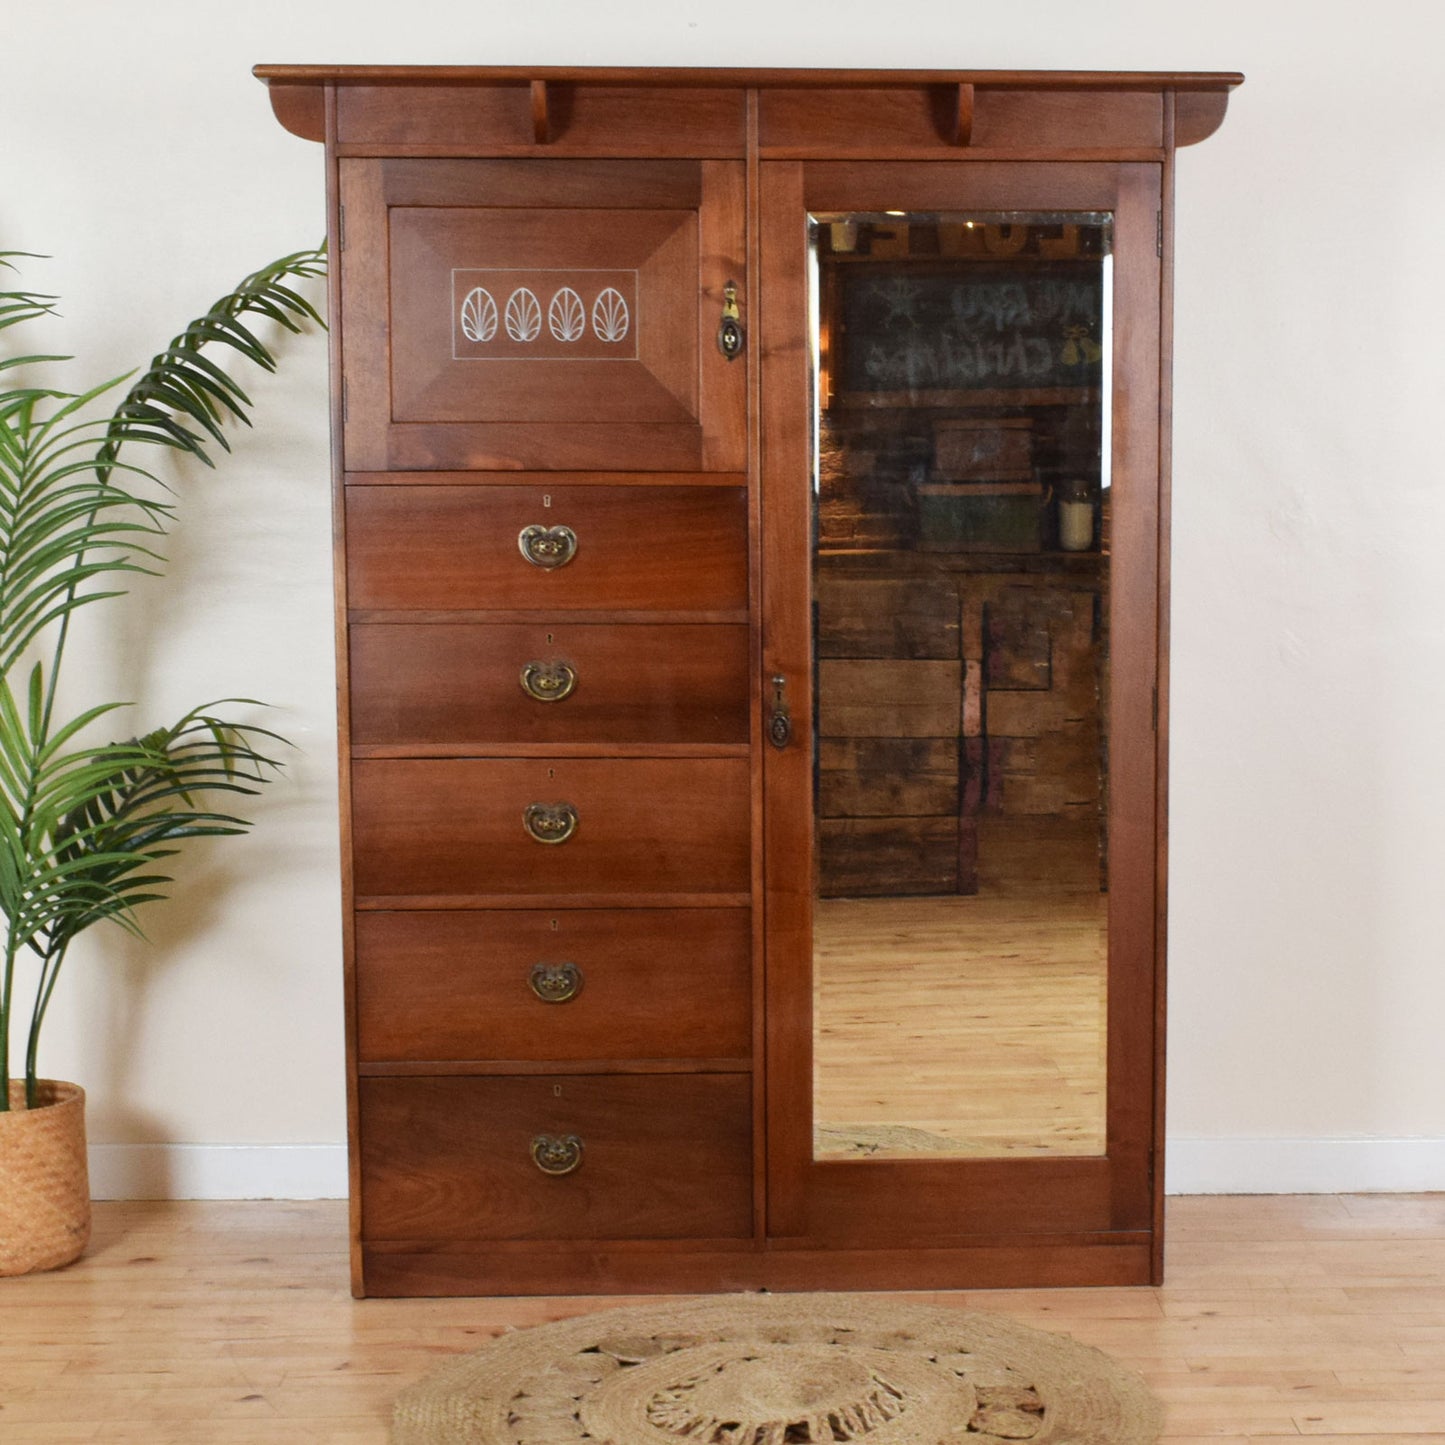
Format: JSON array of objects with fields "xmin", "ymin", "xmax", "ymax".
[
  {"xmin": 86, "ymin": 1138, "xmax": 1445, "ymax": 1201},
  {"xmin": 1166, "ymin": 1137, "xmax": 1445, "ymax": 1194},
  {"xmin": 88, "ymin": 1143, "xmax": 348, "ymax": 1200}
]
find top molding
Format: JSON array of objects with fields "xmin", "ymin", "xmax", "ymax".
[
  {"xmin": 254, "ymin": 65, "xmax": 1244, "ymax": 89},
  {"xmin": 256, "ymin": 66, "xmax": 1241, "ymax": 155}
]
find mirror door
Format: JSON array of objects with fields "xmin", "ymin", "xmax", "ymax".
[{"xmin": 761, "ymin": 161, "xmax": 1163, "ymax": 1251}]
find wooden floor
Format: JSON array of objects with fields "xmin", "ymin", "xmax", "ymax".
[
  {"xmin": 814, "ymin": 891, "xmax": 1107, "ymax": 1158},
  {"xmin": 2, "ymin": 1195, "xmax": 1443, "ymax": 1441}
]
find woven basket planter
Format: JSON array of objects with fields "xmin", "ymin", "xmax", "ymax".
[{"xmin": 0, "ymin": 1080, "xmax": 91, "ymax": 1276}]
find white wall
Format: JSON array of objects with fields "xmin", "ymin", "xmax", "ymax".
[{"xmin": 3, "ymin": 0, "xmax": 1441, "ymax": 1197}]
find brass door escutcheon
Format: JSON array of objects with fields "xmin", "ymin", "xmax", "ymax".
[
  {"xmin": 523, "ymin": 801, "xmax": 578, "ymax": 845},
  {"xmin": 520, "ymin": 659, "xmax": 577, "ymax": 702},
  {"xmin": 518, "ymin": 523, "xmax": 578, "ymax": 569},
  {"xmin": 717, "ymin": 279, "xmax": 744, "ymax": 361},
  {"xmin": 531, "ymin": 1133, "xmax": 583, "ymax": 1176},
  {"xmin": 768, "ymin": 673, "xmax": 792, "ymax": 749},
  {"xmin": 529, "ymin": 961, "xmax": 583, "ymax": 1003}
]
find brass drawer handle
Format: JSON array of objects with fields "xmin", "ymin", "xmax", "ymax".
[
  {"xmin": 518, "ymin": 523, "xmax": 577, "ymax": 570},
  {"xmin": 529, "ymin": 961, "xmax": 583, "ymax": 1003},
  {"xmin": 523, "ymin": 801, "xmax": 578, "ymax": 845},
  {"xmin": 520, "ymin": 659, "xmax": 577, "ymax": 703},
  {"xmin": 531, "ymin": 1133, "xmax": 583, "ymax": 1176}
]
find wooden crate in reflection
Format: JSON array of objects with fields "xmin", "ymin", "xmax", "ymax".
[{"xmin": 815, "ymin": 566, "xmax": 1105, "ymax": 900}]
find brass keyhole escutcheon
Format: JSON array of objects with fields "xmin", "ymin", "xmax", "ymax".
[
  {"xmin": 523, "ymin": 801, "xmax": 578, "ymax": 845},
  {"xmin": 717, "ymin": 279, "xmax": 744, "ymax": 361},
  {"xmin": 520, "ymin": 659, "xmax": 577, "ymax": 703},
  {"xmin": 531, "ymin": 1133, "xmax": 583, "ymax": 1176},
  {"xmin": 529, "ymin": 961, "xmax": 583, "ymax": 1003},
  {"xmin": 518, "ymin": 523, "xmax": 578, "ymax": 569},
  {"xmin": 768, "ymin": 673, "xmax": 792, "ymax": 749}
]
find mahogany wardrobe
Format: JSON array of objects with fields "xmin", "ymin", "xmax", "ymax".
[{"xmin": 256, "ymin": 66, "xmax": 1239, "ymax": 1297}]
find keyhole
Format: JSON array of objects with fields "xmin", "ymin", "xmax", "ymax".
[
  {"xmin": 550, "ymin": 918, "xmax": 559, "ymax": 932},
  {"xmin": 548, "ymin": 767, "xmax": 555, "ymax": 780},
  {"xmin": 543, "ymin": 494, "xmax": 552, "ymax": 508},
  {"xmin": 553, "ymin": 1084, "xmax": 563, "ymax": 1098},
  {"xmin": 546, "ymin": 633, "xmax": 554, "ymax": 644}
]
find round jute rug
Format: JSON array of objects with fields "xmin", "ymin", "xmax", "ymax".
[{"xmin": 392, "ymin": 1293, "xmax": 1162, "ymax": 1444}]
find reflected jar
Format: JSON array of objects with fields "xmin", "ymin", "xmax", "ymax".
[{"xmin": 1057, "ymin": 479, "xmax": 1095, "ymax": 552}]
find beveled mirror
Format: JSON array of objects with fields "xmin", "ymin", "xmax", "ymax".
[{"xmin": 808, "ymin": 210, "xmax": 1113, "ymax": 1162}]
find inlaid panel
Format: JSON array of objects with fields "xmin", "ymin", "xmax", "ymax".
[
  {"xmin": 390, "ymin": 207, "xmax": 694, "ymax": 425},
  {"xmin": 340, "ymin": 158, "xmax": 745, "ymax": 471}
]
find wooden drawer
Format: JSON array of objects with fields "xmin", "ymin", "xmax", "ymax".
[
  {"xmin": 355, "ymin": 908, "xmax": 751, "ymax": 1062},
  {"xmin": 350, "ymin": 621, "xmax": 749, "ymax": 748},
  {"xmin": 351, "ymin": 757, "xmax": 750, "ymax": 899},
  {"xmin": 345, "ymin": 484, "xmax": 748, "ymax": 613},
  {"xmin": 359, "ymin": 1074, "xmax": 752, "ymax": 1241}
]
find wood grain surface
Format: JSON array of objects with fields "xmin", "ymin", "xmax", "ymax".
[
  {"xmin": 355, "ymin": 907, "xmax": 751, "ymax": 1062},
  {"xmin": 358, "ymin": 1073, "xmax": 753, "ymax": 1241},
  {"xmin": 349, "ymin": 621, "xmax": 750, "ymax": 747},
  {"xmin": 350, "ymin": 757, "xmax": 750, "ymax": 898},
  {"xmin": 251, "ymin": 65, "xmax": 1242, "ymax": 1300},
  {"xmin": 9, "ymin": 1192, "xmax": 1439, "ymax": 1441},
  {"xmin": 345, "ymin": 485, "xmax": 748, "ymax": 614}
]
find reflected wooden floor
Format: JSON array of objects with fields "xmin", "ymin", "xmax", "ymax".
[
  {"xmin": 2, "ymin": 1195, "xmax": 1443, "ymax": 1441},
  {"xmin": 814, "ymin": 891, "xmax": 1107, "ymax": 1158}
]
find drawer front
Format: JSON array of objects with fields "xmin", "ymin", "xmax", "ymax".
[
  {"xmin": 345, "ymin": 485, "xmax": 748, "ymax": 613},
  {"xmin": 351, "ymin": 757, "xmax": 750, "ymax": 898},
  {"xmin": 350, "ymin": 622, "xmax": 749, "ymax": 747},
  {"xmin": 359, "ymin": 1074, "xmax": 752, "ymax": 1241},
  {"xmin": 356, "ymin": 908, "xmax": 751, "ymax": 1062}
]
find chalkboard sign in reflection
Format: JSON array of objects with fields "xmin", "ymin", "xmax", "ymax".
[{"xmin": 837, "ymin": 264, "xmax": 1104, "ymax": 395}]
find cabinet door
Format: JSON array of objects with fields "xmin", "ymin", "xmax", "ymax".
[
  {"xmin": 340, "ymin": 159, "xmax": 745, "ymax": 472},
  {"xmin": 761, "ymin": 161, "xmax": 1164, "ymax": 1274}
]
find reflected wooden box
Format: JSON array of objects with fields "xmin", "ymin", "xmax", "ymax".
[
  {"xmin": 817, "ymin": 658, "xmax": 962, "ymax": 737},
  {"xmin": 818, "ymin": 817, "xmax": 960, "ymax": 897},
  {"xmin": 932, "ymin": 417, "xmax": 1034, "ymax": 479},
  {"xmin": 917, "ymin": 481, "xmax": 1044, "ymax": 553},
  {"xmin": 818, "ymin": 738, "xmax": 960, "ymax": 818}
]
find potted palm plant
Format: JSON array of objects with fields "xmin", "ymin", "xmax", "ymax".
[{"xmin": 0, "ymin": 246, "xmax": 325, "ymax": 1275}]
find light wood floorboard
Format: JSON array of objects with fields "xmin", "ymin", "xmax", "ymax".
[
  {"xmin": 0, "ymin": 1194, "xmax": 1442, "ymax": 1441},
  {"xmin": 814, "ymin": 892, "xmax": 1107, "ymax": 1158}
]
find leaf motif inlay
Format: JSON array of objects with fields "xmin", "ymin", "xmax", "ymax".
[
  {"xmin": 460, "ymin": 287, "xmax": 498, "ymax": 343},
  {"xmin": 592, "ymin": 287, "xmax": 630, "ymax": 344},
  {"xmin": 548, "ymin": 287, "xmax": 587, "ymax": 343},
  {"xmin": 505, "ymin": 288, "xmax": 543, "ymax": 343}
]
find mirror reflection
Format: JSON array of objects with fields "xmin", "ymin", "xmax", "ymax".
[{"xmin": 810, "ymin": 212, "xmax": 1112, "ymax": 1160}]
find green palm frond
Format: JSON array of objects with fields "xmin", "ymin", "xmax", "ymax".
[
  {"xmin": 43, "ymin": 702, "xmax": 286, "ymax": 949},
  {"xmin": 100, "ymin": 245, "xmax": 326, "ymax": 471},
  {"xmin": 0, "ymin": 244, "xmax": 324, "ymax": 1106},
  {"xmin": 0, "ymin": 252, "xmax": 58, "ymax": 335},
  {"xmin": 0, "ymin": 393, "xmax": 171, "ymax": 676}
]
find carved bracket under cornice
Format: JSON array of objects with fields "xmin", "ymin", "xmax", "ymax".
[
  {"xmin": 530, "ymin": 79, "xmax": 551, "ymax": 145},
  {"xmin": 951, "ymin": 82, "xmax": 976, "ymax": 146}
]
